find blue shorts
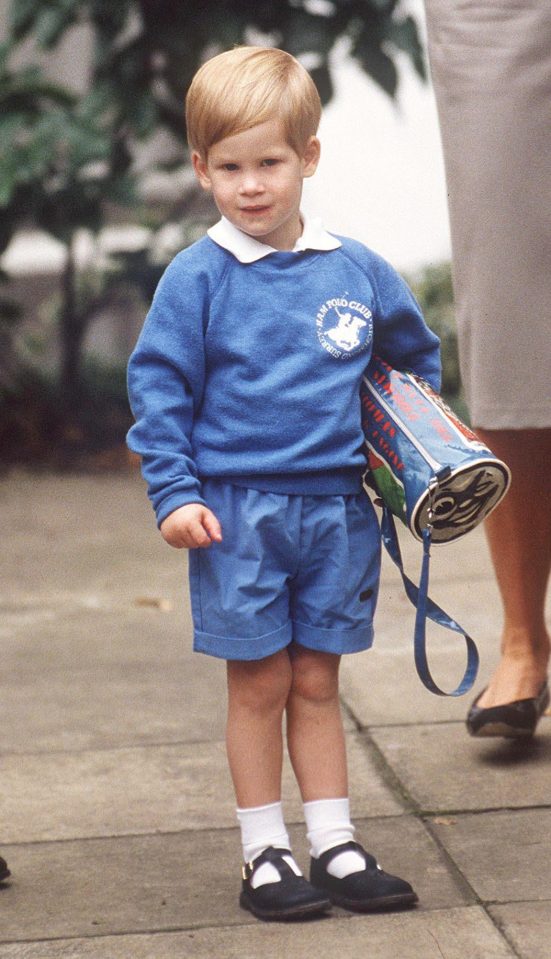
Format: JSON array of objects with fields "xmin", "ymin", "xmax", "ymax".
[{"xmin": 188, "ymin": 481, "xmax": 381, "ymax": 661}]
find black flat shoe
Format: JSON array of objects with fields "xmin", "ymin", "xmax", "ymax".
[
  {"xmin": 0, "ymin": 857, "xmax": 10, "ymax": 882},
  {"xmin": 466, "ymin": 680, "xmax": 550, "ymax": 738},
  {"xmin": 239, "ymin": 846, "xmax": 331, "ymax": 921},
  {"xmin": 310, "ymin": 841, "xmax": 418, "ymax": 913}
]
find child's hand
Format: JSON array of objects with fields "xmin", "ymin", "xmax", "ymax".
[{"xmin": 160, "ymin": 504, "xmax": 223, "ymax": 549}]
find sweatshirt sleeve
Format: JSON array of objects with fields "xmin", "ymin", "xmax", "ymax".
[
  {"xmin": 369, "ymin": 253, "xmax": 442, "ymax": 392},
  {"xmin": 127, "ymin": 250, "xmax": 211, "ymax": 526}
]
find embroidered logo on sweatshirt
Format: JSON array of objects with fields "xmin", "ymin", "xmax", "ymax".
[{"xmin": 316, "ymin": 297, "xmax": 373, "ymax": 359}]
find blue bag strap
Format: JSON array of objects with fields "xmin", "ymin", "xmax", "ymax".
[{"xmin": 380, "ymin": 505, "xmax": 479, "ymax": 697}]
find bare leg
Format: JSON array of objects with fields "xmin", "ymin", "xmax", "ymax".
[
  {"xmin": 226, "ymin": 649, "xmax": 292, "ymax": 808},
  {"xmin": 286, "ymin": 646, "xmax": 348, "ymax": 802},
  {"xmin": 475, "ymin": 428, "xmax": 551, "ymax": 708}
]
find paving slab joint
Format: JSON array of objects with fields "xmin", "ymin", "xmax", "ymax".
[
  {"xmin": 487, "ymin": 904, "xmax": 544, "ymax": 959},
  {"xmin": 421, "ymin": 815, "xmax": 487, "ymax": 907},
  {"xmin": 340, "ymin": 699, "xmax": 422, "ymax": 815}
]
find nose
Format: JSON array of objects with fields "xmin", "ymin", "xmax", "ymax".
[{"xmin": 238, "ymin": 172, "xmax": 265, "ymax": 196}]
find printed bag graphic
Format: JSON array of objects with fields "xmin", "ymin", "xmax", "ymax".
[
  {"xmin": 361, "ymin": 356, "xmax": 511, "ymax": 543},
  {"xmin": 360, "ymin": 355, "xmax": 511, "ymax": 698}
]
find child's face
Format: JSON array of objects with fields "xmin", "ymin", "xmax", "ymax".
[{"xmin": 192, "ymin": 118, "xmax": 320, "ymax": 250}]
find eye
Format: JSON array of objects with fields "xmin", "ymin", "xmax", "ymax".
[
  {"xmin": 261, "ymin": 158, "xmax": 279, "ymax": 167},
  {"xmin": 221, "ymin": 163, "xmax": 239, "ymax": 172}
]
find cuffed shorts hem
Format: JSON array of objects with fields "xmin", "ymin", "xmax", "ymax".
[
  {"xmin": 193, "ymin": 622, "xmax": 292, "ymax": 661},
  {"xmin": 193, "ymin": 620, "xmax": 374, "ymax": 661},
  {"xmin": 293, "ymin": 621, "xmax": 374, "ymax": 656}
]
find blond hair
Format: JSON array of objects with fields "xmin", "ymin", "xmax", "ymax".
[{"xmin": 185, "ymin": 46, "xmax": 322, "ymax": 158}]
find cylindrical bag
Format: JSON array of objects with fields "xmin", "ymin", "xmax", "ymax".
[{"xmin": 361, "ymin": 355, "xmax": 511, "ymax": 696}]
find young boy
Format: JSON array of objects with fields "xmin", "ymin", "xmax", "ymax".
[{"xmin": 127, "ymin": 46, "xmax": 440, "ymax": 921}]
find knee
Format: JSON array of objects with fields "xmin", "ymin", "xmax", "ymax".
[
  {"xmin": 227, "ymin": 650, "xmax": 292, "ymax": 715},
  {"xmin": 290, "ymin": 649, "xmax": 340, "ymax": 706}
]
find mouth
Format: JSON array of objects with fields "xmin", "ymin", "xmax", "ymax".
[{"xmin": 240, "ymin": 205, "xmax": 270, "ymax": 214}]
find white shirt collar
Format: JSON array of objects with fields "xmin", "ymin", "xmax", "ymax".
[{"xmin": 207, "ymin": 215, "xmax": 341, "ymax": 263}]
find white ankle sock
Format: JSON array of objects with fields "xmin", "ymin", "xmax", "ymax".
[
  {"xmin": 304, "ymin": 798, "xmax": 365, "ymax": 878},
  {"xmin": 236, "ymin": 802, "xmax": 302, "ymax": 888}
]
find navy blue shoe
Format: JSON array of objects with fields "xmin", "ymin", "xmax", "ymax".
[
  {"xmin": 240, "ymin": 846, "xmax": 332, "ymax": 921},
  {"xmin": 310, "ymin": 841, "xmax": 418, "ymax": 912},
  {"xmin": 0, "ymin": 858, "xmax": 10, "ymax": 882},
  {"xmin": 466, "ymin": 680, "xmax": 549, "ymax": 738}
]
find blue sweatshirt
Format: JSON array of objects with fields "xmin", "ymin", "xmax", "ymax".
[{"xmin": 127, "ymin": 225, "xmax": 440, "ymax": 525}]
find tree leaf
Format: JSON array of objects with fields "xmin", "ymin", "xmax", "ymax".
[
  {"xmin": 8, "ymin": 0, "xmax": 44, "ymax": 41},
  {"xmin": 353, "ymin": 39, "xmax": 398, "ymax": 97},
  {"xmin": 0, "ymin": 41, "xmax": 10, "ymax": 72},
  {"xmin": 0, "ymin": 164, "xmax": 17, "ymax": 207},
  {"xmin": 35, "ymin": 2, "xmax": 80, "ymax": 49},
  {"xmin": 309, "ymin": 63, "xmax": 334, "ymax": 106},
  {"xmin": 387, "ymin": 15, "xmax": 426, "ymax": 80},
  {"xmin": 90, "ymin": 0, "xmax": 133, "ymax": 38},
  {"xmin": 280, "ymin": 10, "xmax": 336, "ymax": 59}
]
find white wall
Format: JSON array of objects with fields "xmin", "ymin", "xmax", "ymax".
[{"xmin": 303, "ymin": 3, "xmax": 451, "ymax": 272}]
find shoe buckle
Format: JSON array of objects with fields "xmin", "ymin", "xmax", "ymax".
[{"xmin": 242, "ymin": 861, "xmax": 254, "ymax": 881}]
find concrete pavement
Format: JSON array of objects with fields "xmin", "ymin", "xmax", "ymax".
[{"xmin": 1, "ymin": 471, "xmax": 550, "ymax": 958}]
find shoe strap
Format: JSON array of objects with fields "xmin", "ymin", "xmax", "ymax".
[
  {"xmin": 316, "ymin": 840, "xmax": 375, "ymax": 871},
  {"xmin": 242, "ymin": 846, "xmax": 294, "ymax": 883}
]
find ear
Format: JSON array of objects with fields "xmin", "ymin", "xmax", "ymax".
[
  {"xmin": 192, "ymin": 151, "xmax": 211, "ymax": 191},
  {"xmin": 302, "ymin": 136, "xmax": 321, "ymax": 178}
]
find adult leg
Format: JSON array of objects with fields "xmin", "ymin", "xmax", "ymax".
[{"xmin": 475, "ymin": 429, "xmax": 551, "ymax": 709}]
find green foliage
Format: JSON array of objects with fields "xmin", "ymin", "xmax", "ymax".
[
  {"xmin": 0, "ymin": 358, "xmax": 133, "ymax": 469},
  {"xmin": 7, "ymin": 1, "xmax": 427, "ymax": 145},
  {"xmin": 0, "ymin": 45, "xmax": 134, "ymax": 244},
  {"xmin": 3, "ymin": 0, "xmax": 428, "ymax": 253},
  {"xmin": 2, "ymin": 0, "xmax": 428, "ymax": 255},
  {"xmin": 1, "ymin": 0, "xmax": 428, "ymax": 463},
  {"xmin": 408, "ymin": 262, "xmax": 465, "ymax": 414},
  {"xmin": 0, "ymin": 47, "xmax": 71, "ymax": 245},
  {"xmin": 0, "ymin": 36, "xmax": 136, "ymax": 412}
]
